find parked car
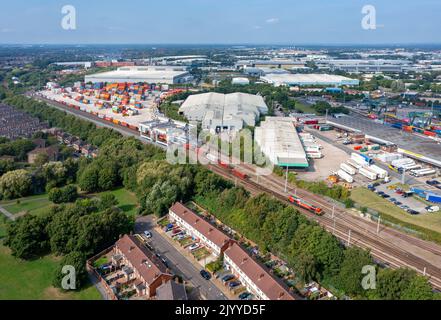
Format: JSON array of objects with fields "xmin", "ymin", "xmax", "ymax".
[
  {"xmin": 200, "ymin": 270, "xmax": 212, "ymax": 280},
  {"xmin": 382, "ymin": 194, "xmax": 390, "ymax": 199},
  {"xmin": 161, "ymin": 258, "xmax": 168, "ymax": 267},
  {"xmin": 221, "ymin": 274, "xmax": 235, "ymax": 283},
  {"xmin": 388, "ymin": 198, "xmax": 397, "ymax": 202},
  {"xmin": 144, "ymin": 231, "xmax": 152, "ymax": 239},
  {"xmin": 408, "ymin": 209, "xmax": 420, "ymax": 215},
  {"xmin": 239, "ymin": 292, "xmax": 253, "ymax": 300},
  {"xmin": 176, "ymin": 234, "xmax": 186, "ymax": 241},
  {"xmin": 426, "ymin": 180, "xmax": 440, "ymax": 186},
  {"xmin": 394, "ymin": 201, "xmax": 402, "ymax": 206},
  {"xmin": 426, "ymin": 206, "xmax": 440, "ymax": 213},
  {"xmin": 399, "ymin": 205, "xmax": 409, "ymax": 211},
  {"xmin": 188, "ymin": 243, "xmax": 200, "ymax": 251},
  {"xmin": 228, "ymin": 281, "xmax": 241, "ymax": 288}
]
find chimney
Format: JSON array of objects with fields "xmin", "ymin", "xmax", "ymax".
[
  {"xmin": 241, "ymin": 257, "xmax": 248, "ymax": 265},
  {"xmin": 129, "ymin": 246, "xmax": 135, "ymax": 252},
  {"xmin": 278, "ymin": 292, "xmax": 285, "ymax": 299},
  {"xmin": 258, "ymin": 273, "xmax": 265, "ymax": 281},
  {"xmin": 208, "ymin": 228, "xmax": 213, "ymax": 234}
]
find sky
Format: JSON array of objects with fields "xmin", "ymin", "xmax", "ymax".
[{"xmin": 0, "ymin": 0, "xmax": 440, "ymax": 45}]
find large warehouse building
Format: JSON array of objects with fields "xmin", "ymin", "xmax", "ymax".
[
  {"xmin": 85, "ymin": 66, "xmax": 192, "ymax": 84},
  {"xmin": 260, "ymin": 73, "xmax": 359, "ymax": 87},
  {"xmin": 179, "ymin": 92, "xmax": 268, "ymax": 133},
  {"xmin": 255, "ymin": 117, "xmax": 309, "ymax": 168}
]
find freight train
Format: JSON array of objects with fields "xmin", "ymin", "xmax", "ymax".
[{"xmin": 288, "ymin": 195, "xmax": 324, "ymax": 215}]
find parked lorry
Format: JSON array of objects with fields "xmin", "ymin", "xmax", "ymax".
[
  {"xmin": 359, "ymin": 167, "xmax": 378, "ymax": 180},
  {"xmin": 337, "ymin": 169, "xmax": 354, "ymax": 183},
  {"xmin": 368, "ymin": 165, "xmax": 388, "ymax": 179},
  {"xmin": 340, "ymin": 163, "xmax": 356, "ymax": 175},
  {"xmin": 347, "ymin": 159, "xmax": 362, "ymax": 169}
]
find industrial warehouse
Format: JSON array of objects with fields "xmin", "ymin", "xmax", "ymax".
[
  {"xmin": 178, "ymin": 92, "xmax": 268, "ymax": 133},
  {"xmin": 85, "ymin": 66, "xmax": 193, "ymax": 84},
  {"xmin": 255, "ymin": 117, "xmax": 309, "ymax": 168},
  {"xmin": 260, "ymin": 73, "xmax": 360, "ymax": 87}
]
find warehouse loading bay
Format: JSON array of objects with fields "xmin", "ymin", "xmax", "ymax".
[{"xmin": 303, "ymin": 125, "xmax": 441, "ymax": 215}]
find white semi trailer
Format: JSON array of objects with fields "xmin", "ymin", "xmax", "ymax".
[
  {"xmin": 369, "ymin": 165, "xmax": 388, "ymax": 179},
  {"xmin": 340, "ymin": 163, "xmax": 356, "ymax": 175},
  {"xmin": 337, "ymin": 170, "xmax": 354, "ymax": 183},
  {"xmin": 359, "ymin": 167, "xmax": 378, "ymax": 180}
]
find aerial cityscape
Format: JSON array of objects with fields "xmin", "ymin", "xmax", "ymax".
[{"xmin": 1, "ymin": 0, "xmax": 441, "ymax": 309}]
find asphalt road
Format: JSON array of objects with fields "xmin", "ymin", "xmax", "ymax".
[{"xmin": 134, "ymin": 215, "xmax": 227, "ymax": 300}]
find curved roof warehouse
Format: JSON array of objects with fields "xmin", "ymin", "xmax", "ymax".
[{"xmin": 179, "ymin": 92, "xmax": 268, "ymax": 133}]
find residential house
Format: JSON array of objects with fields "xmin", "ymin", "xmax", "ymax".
[
  {"xmin": 27, "ymin": 145, "xmax": 59, "ymax": 164},
  {"xmin": 169, "ymin": 202, "xmax": 232, "ymax": 256},
  {"xmin": 112, "ymin": 235, "xmax": 173, "ymax": 298},
  {"xmin": 223, "ymin": 242, "xmax": 297, "ymax": 301}
]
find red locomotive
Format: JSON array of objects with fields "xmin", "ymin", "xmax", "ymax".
[{"xmin": 288, "ymin": 195, "xmax": 324, "ymax": 216}]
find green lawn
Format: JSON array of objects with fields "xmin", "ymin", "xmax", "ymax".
[
  {"xmin": 2, "ymin": 195, "xmax": 52, "ymax": 216},
  {"xmin": 96, "ymin": 188, "xmax": 139, "ymax": 217},
  {"xmin": 351, "ymin": 187, "xmax": 441, "ymax": 238},
  {"xmin": 0, "ymin": 217, "xmax": 8, "ymax": 240},
  {"xmin": 294, "ymin": 99, "xmax": 316, "ymax": 114},
  {"xmin": 0, "ymin": 244, "xmax": 101, "ymax": 300}
]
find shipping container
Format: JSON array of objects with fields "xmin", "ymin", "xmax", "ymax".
[
  {"xmin": 426, "ymin": 193, "xmax": 441, "ymax": 204},
  {"xmin": 347, "ymin": 159, "xmax": 362, "ymax": 169},
  {"xmin": 232, "ymin": 169, "xmax": 247, "ymax": 180}
]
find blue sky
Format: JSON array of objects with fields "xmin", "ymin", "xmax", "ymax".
[{"xmin": 0, "ymin": 0, "xmax": 440, "ymax": 44}]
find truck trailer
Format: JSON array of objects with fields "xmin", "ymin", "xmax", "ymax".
[
  {"xmin": 359, "ymin": 167, "xmax": 378, "ymax": 180},
  {"xmin": 337, "ymin": 170, "xmax": 354, "ymax": 183},
  {"xmin": 340, "ymin": 163, "xmax": 356, "ymax": 175},
  {"xmin": 368, "ymin": 165, "xmax": 388, "ymax": 179}
]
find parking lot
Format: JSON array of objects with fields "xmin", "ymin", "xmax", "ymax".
[{"xmin": 371, "ymin": 181, "xmax": 427, "ymax": 214}]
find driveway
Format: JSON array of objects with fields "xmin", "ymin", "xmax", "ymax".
[{"xmin": 134, "ymin": 215, "xmax": 227, "ymax": 300}]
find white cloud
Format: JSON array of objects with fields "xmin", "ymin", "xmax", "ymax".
[
  {"xmin": 253, "ymin": 25, "xmax": 262, "ymax": 29},
  {"xmin": 1, "ymin": 28, "xmax": 14, "ymax": 33},
  {"xmin": 265, "ymin": 18, "xmax": 279, "ymax": 24}
]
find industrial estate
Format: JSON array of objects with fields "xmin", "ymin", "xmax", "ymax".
[{"xmin": 1, "ymin": 3, "xmax": 441, "ymax": 307}]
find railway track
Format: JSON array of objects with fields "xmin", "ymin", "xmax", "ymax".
[
  {"xmin": 33, "ymin": 95, "xmax": 441, "ymax": 290},
  {"xmin": 210, "ymin": 162, "xmax": 441, "ymax": 290}
]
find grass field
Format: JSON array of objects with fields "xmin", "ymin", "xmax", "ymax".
[
  {"xmin": 1, "ymin": 195, "xmax": 52, "ymax": 217},
  {"xmin": 351, "ymin": 187, "xmax": 441, "ymax": 239},
  {"xmin": 0, "ymin": 244, "xmax": 101, "ymax": 300},
  {"xmin": 96, "ymin": 188, "xmax": 139, "ymax": 217},
  {"xmin": 294, "ymin": 99, "xmax": 316, "ymax": 114}
]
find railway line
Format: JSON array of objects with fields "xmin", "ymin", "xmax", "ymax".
[
  {"xmin": 32, "ymin": 94, "xmax": 441, "ymax": 290},
  {"xmin": 210, "ymin": 161, "xmax": 441, "ymax": 290}
]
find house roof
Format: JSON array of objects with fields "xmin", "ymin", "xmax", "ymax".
[
  {"xmin": 115, "ymin": 235, "xmax": 171, "ymax": 285},
  {"xmin": 156, "ymin": 280, "xmax": 188, "ymax": 301},
  {"xmin": 224, "ymin": 242, "xmax": 296, "ymax": 300},
  {"xmin": 169, "ymin": 202, "xmax": 231, "ymax": 250}
]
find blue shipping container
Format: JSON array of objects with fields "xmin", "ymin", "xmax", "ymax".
[
  {"xmin": 426, "ymin": 193, "xmax": 441, "ymax": 204},
  {"xmin": 360, "ymin": 154, "xmax": 374, "ymax": 165},
  {"xmin": 411, "ymin": 188, "xmax": 428, "ymax": 198}
]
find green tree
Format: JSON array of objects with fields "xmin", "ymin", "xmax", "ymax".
[
  {"xmin": 335, "ymin": 247, "xmax": 373, "ymax": 296},
  {"xmin": 4, "ymin": 215, "xmax": 49, "ymax": 259},
  {"xmin": 52, "ymin": 251, "xmax": 88, "ymax": 290},
  {"xmin": 401, "ymin": 275, "xmax": 434, "ymax": 300},
  {"xmin": 375, "ymin": 268, "xmax": 415, "ymax": 300},
  {"xmin": 0, "ymin": 169, "xmax": 32, "ymax": 199}
]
